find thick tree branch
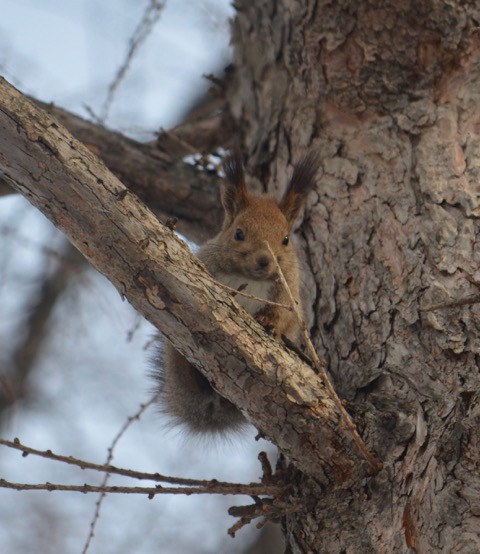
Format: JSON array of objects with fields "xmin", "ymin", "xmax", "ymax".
[
  {"xmin": 46, "ymin": 100, "xmax": 225, "ymax": 241},
  {"xmin": 0, "ymin": 96, "xmax": 228, "ymax": 241},
  {"xmin": 0, "ymin": 77, "xmax": 378, "ymax": 485}
]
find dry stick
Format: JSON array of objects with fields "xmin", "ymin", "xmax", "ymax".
[
  {"xmin": 264, "ymin": 243, "xmax": 382, "ymax": 471},
  {"xmin": 101, "ymin": 0, "xmax": 165, "ymax": 122},
  {"xmin": 227, "ymin": 496, "xmax": 302, "ymax": 537},
  {"xmin": 0, "ymin": 437, "xmax": 250, "ymax": 488},
  {"xmin": 181, "ymin": 265, "xmax": 293, "ymax": 312},
  {"xmin": 81, "ymin": 395, "xmax": 157, "ymax": 554},
  {"xmin": 227, "ymin": 452, "xmax": 294, "ymax": 537},
  {"xmin": 0, "ymin": 437, "xmax": 282, "ymax": 494},
  {"xmin": 0, "ymin": 479, "xmax": 280, "ymax": 497}
]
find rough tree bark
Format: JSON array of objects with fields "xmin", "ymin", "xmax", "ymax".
[
  {"xmin": 0, "ymin": 78, "xmax": 381, "ymax": 485},
  {"xmin": 227, "ymin": 0, "xmax": 480, "ymax": 552},
  {"xmin": 0, "ymin": 99, "xmax": 227, "ymax": 242},
  {"xmin": 1, "ymin": 0, "xmax": 480, "ymax": 551}
]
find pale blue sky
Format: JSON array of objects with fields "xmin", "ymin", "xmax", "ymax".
[{"xmin": 1, "ymin": 0, "xmax": 233, "ymax": 135}]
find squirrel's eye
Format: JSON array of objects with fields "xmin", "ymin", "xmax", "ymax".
[
  {"xmin": 282, "ymin": 235, "xmax": 289, "ymax": 246},
  {"xmin": 235, "ymin": 228, "xmax": 245, "ymax": 241}
]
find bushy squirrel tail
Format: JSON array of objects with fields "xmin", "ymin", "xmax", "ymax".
[{"xmin": 151, "ymin": 340, "xmax": 246, "ymax": 435}]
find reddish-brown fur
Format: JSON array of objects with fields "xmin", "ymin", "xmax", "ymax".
[{"xmin": 156, "ymin": 152, "xmax": 319, "ymax": 434}]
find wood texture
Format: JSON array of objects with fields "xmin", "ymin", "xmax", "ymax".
[
  {"xmin": 229, "ymin": 0, "xmax": 480, "ymax": 552},
  {"xmin": 3, "ymin": 0, "xmax": 480, "ymax": 549},
  {"xmin": 0, "ymin": 77, "xmax": 377, "ymax": 486},
  {"xmin": 0, "ymin": 98, "xmax": 226, "ymax": 242}
]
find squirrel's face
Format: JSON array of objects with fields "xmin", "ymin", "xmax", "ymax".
[
  {"xmin": 218, "ymin": 150, "xmax": 319, "ymax": 280},
  {"xmin": 219, "ymin": 196, "xmax": 292, "ymax": 280}
]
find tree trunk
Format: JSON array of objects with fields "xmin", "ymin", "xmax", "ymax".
[
  {"xmin": 229, "ymin": 1, "xmax": 480, "ymax": 552},
  {"xmin": 2, "ymin": 1, "xmax": 480, "ymax": 552}
]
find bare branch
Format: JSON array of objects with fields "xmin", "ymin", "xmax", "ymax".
[
  {"xmin": 227, "ymin": 496, "xmax": 301, "ymax": 538},
  {"xmin": 0, "ymin": 479, "xmax": 282, "ymax": 497},
  {"xmin": 101, "ymin": 0, "xmax": 166, "ymax": 122},
  {"xmin": 181, "ymin": 266, "xmax": 293, "ymax": 311},
  {"xmin": 0, "ymin": 438, "xmax": 285, "ymax": 497},
  {"xmin": 0, "ymin": 437, "xmax": 278, "ymax": 489},
  {"xmin": 42, "ymin": 101, "xmax": 224, "ymax": 242},
  {"xmin": 82, "ymin": 395, "xmax": 158, "ymax": 554},
  {"xmin": 2, "ymin": 98, "xmax": 227, "ymax": 242},
  {"xmin": 265, "ymin": 242, "xmax": 382, "ymax": 471}
]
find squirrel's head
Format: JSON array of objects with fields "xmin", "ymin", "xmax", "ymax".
[{"xmin": 217, "ymin": 151, "xmax": 320, "ymax": 280}]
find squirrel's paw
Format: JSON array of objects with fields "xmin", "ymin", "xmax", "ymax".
[{"xmin": 255, "ymin": 311, "xmax": 276, "ymax": 335}]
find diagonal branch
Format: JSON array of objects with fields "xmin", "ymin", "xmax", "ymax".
[
  {"xmin": 0, "ymin": 76, "xmax": 378, "ymax": 485},
  {"xmin": 1, "ymin": 240, "xmax": 85, "ymax": 414},
  {"xmin": 0, "ymin": 97, "xmax": 229, "ymax": 242},
  {"xmin": 100, "ymin": 0, "xmax": 166, "ymax": 122},
  {"xmin": 41, "ymin": 100, "xmax": 225, "ymax": 242},
  {"xmin": 265, "ymin": 242, "xmax": 381, "ymax": 470}
]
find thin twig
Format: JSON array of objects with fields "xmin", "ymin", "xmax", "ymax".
[
  {"xmin": 82, "ymin": 394, "xmax": 158, "ymax": 553},
  {"xmin": 227, "ymin": 449, "xmax": 292, "ymax": 535},
  {"xmin": 0, "ymin": 479, "xmax": 281, "ymax": 497},
  {"xmin": 217, "ymin": 279, "xmax": 292, "ymax": 311},
  {"xmin": 0, "ymin": 439, "xmax": 285, "ymax": 497},
  {"xmin": 0, "ymin": 437, "xmax": 282, "ymax": 489},
  {"xmin": 101, "ymin": 0, "xmax": 165, "ymax": 122},
  {"xmin": 264, "ymin": 242, "xmax": 382, "ymax": 471},
  {"xmin": 0, "ymin": 434, "xmax": 195, "ymax": 484},
  {"xmin": 227, "ymin": 497, "xmax": 301, "ymax": 537},
  {"xmin": 181, "ymin": 266, "xmax": 293, "ymax": 311},
  {"xmin": 258, "ymin": 452, "xmax": 273, "ymax": 484}
]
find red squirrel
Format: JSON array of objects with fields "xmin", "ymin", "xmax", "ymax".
[{"xmin": 154, "ymin": 151, "xmax": 319, "ymax": 434}]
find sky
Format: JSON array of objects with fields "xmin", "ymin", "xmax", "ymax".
[
  {"xmin": 0, "ymin": 2, "xmax": 278, "ymax": 553},
  {"xmin": 1, "ymin": 0, "xmax": 233, "ymax": 136}
]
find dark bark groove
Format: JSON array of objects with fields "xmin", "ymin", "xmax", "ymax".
[
  {"xmin": 0, "ymin": 98, "xmax": 227, "ymax": 242},
  {"xmin": 229, "ymin": 1, "xmax": 480, "ymax": 552}
]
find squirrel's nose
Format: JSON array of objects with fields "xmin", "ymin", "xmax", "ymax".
[{"xmin": 256, "ymin": 255, "xmax": 270, "ymax": 269}]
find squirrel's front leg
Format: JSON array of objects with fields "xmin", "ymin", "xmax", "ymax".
[
  {"xmin": 256, "ymin": 304, "xmax": 296, "ymax": 340},
  {"xmin": 255, "ymin": 281, "xmax": 299, "ymax": 341},
  {"xmin": 255, "ymin": 306, "xmax": 279, "ymax": 336}
]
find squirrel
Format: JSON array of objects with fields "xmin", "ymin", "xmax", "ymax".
[{"xmin": 153, "ymin": 150, "xmax": 319, "ymax": 435}]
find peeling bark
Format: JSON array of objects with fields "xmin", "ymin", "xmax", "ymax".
[{"xmin": 229, "ymin": 0, "xmax": 480, "ymax": 552}]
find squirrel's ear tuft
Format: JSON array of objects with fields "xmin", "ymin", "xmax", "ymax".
[
  {"xmin": 221, "ymin": 150, "xmax": 249, "ymax": 220},
  {"xmin": 279, "ymin": 152, "xmax": 320, "ymax": 225}
]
